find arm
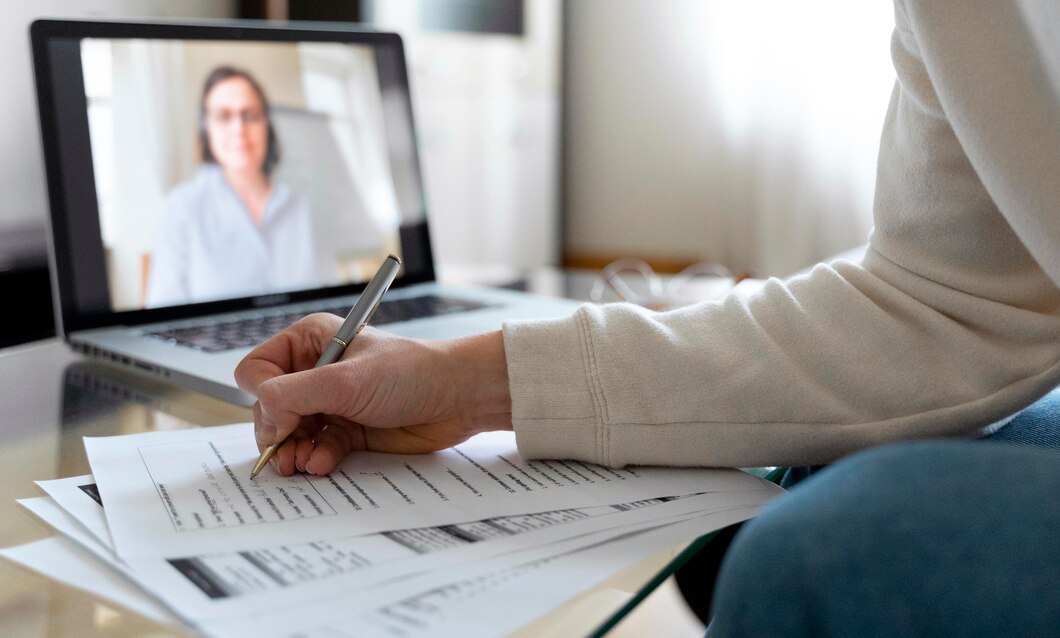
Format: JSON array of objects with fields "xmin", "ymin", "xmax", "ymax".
[
  {"xmin": 503, "ymin": 0, "xmax": 1060, "ymax": 468},
  {"xmin": 897, "ymin": 0, "xmax": 1060, "ymax": 287}
]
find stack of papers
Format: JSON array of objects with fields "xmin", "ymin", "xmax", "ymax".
[{"xmin": 2, "ymin": 423, "xmax": 782, "ymax": 637}]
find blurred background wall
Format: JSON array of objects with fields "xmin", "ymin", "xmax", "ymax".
[{"xmin": 562, "ymin": 0, "xmax": 894, "ymax": 277}]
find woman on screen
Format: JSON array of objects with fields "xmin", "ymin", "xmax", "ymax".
[{"xmin": 145, "ymin": 66, "xmax": 325, "ymax": 308}]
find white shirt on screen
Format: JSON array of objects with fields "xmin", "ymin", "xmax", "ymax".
[{"xmin": 145, "ymin": 165, "xmax": 330, "ymax": 309}]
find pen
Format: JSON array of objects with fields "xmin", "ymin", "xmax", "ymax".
[{"xmin": 249, "ymin": 254, "xmax": 402, "ymax": 480}]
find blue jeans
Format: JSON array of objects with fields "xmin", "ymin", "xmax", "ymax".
[{"xmin": 707, "ymin": 388, "xmax": 1060, "ymax": 637}]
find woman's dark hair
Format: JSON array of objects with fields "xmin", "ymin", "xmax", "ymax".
[{"xmin": 199, "ymin": 66, "xmax": 280, "ymax": 175}]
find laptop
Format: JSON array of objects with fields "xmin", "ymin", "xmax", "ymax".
[{"xmin": 31, "ymin": 18, "xmax": 579, "ymax": 406}]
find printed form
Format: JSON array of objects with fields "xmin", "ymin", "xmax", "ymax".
[
  {"xmin": 33, "ymin": 471, "xmax": 778, "ymax": 622},
  {"xmin": 85, "ymin": 423, "xmax": 765, "ymax": 560},
  {"xmin": 18, "ymin": 487, "xmax": 771, "ymax": 634},
  {"xmin": 201, "ymin": 503, "xmax": 768, "ymax": 638},
  {"xmin": 9, "ymin": 490, "xmax": 771, "ymax": 637}
]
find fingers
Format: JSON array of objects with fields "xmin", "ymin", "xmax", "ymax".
[
  {"xmin": 269, "ymin": 421, "xmax": 361, "ymax": 478},
  {"xmin": 262, "ymin": 421, "xmax": 328, "ymax": 476},
  {"xmin": 241, "ymin": 314, "xmax": 383, "ymax": 475},
  {"xmin": 272, "ymin": 438, "xmax": 300, "ymax": 476},
  {"xmin": 252, "ymin": 401, "xmax": 274, "ymax": 453},
  {"xmin": 306, "ymin": 423, "xmax": 363, "ymax": 476},
  {"xmin": 235, "ymin": 313, "xmax": 344, "ymax": 397},
  {"xmin": 255, "ymin": 364, "xmax": 356, "ymax": 446},
  {"xmin": 252, "ymin": 401, "xmax": 323, "ymax": 477},
  {"xmin": 268, "ymin": 421, "xmax": 362, "ymax": 477},
  {"xmin": 263, "ymin": 417, "xmax": 472, "ymax": 478},
  {"xmin": 294, "ymin": 436, "xmax": 316, "ymax": 474},
  {"xmin": 242, "ymin": 314, "xmax": 352, "ymax": 449}
]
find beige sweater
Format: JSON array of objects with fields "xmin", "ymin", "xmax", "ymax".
[{"xmin": 502, "ymin": 0, "xmax": 1060, "ymax": 468}]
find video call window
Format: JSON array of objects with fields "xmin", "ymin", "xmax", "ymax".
[{"xmin": 81, "ymin": 38, "xmax": 406, "ymax": 312}]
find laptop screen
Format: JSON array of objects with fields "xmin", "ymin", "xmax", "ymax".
[{"xmin": 33, "ymin": 21, "xmax": 435, "ymax": 332}]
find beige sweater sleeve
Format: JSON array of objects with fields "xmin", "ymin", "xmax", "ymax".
[{"xmin": 502, "ymin": 0, "xmax": 1060, "ymax": 468}]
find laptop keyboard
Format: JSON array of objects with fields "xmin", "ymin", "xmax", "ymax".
[{"xmin": 145, "ymin": 294, "xmax": 492, "ymax": 353}]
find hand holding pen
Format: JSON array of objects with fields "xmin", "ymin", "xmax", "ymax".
[
  {"xmin": 249, "ymin": 254, "xmax": 402, "ymax": 479},
  {"xmin": 236, "ymin": 255, "xmax": 515, "ymax": 479}
]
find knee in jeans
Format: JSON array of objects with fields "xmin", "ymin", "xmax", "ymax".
[{"xmin": 719, "ymin": 441, "xmax": 972, "ymax": 584}]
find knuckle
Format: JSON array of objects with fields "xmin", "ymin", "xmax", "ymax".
[
  {"xmin": 301, "ymin": 312, "xmax": 340, "ymax": 331},
  {"xmin": 294, "ymin": 313, "xmax": 321, "ymax": 327}
]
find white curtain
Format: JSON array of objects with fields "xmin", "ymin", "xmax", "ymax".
[
  {"xmin": 298, "ymin": 44, "xmax": 402, "ymax": 233},
  {"xmin": 106, "ymin": 41, "xmax": 190, "ymax": 308},
  {"xmin": 565, "ymin": 0, "xmax": 896, "ymax": 278},
  {"xmin": 693, "ymin": 1, "xmax": 896, "ymax": 275}
]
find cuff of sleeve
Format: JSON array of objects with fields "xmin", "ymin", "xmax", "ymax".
[{"xmin": 502, "ymin": 307, "xmax": 605, "ymax": 464}]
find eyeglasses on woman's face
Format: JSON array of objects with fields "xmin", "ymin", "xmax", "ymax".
[
  {"xmin": 205, "ymin": 107, "xmax": 265, "ymax": 128},
  {"xmin": 203, "ymin": 76, "xmax": 268, "ymax": 130}
]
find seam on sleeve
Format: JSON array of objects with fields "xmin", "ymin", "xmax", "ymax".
[{"xmin": 576, "ymin": 308, "xmax": 608, "ymax": 465}]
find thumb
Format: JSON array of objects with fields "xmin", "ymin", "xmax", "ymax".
[{"xmin": 255, "ymin": 365, "xmax": 352, "ymax": 446}]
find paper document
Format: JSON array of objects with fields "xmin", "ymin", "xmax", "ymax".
[
  {"xmin": 9, "ymin": 424, "xmax": 785, "ymax": 634},
  {"xmin": 86, "ymin": 424, "xmax": 765, "ymax": 559},
  {"xmin": 33, "ymin": 471, "xmax": 776, "ymax": 622},
  {"xmin": 144, "ymin": 488, "xmax": 772, "ymax": 621},
  {"xmin": 201, "ymin": 504, "xmax": 766, "ymax": 638},
  {"xmin": 36, "ymin": 474, "xmax": 111, "ymax": 547},
  {"xmin": 17, "ymin": 496, "xmax": 198, "ymax": 626},
  {"xmin": 365, "ymin": 511, "xmax": 759, "ymax": 638},
  {"xmin": 0, "ymin": 537, "xmax": 180, "ymax": 627},
  {"xmin": 18, "ymin": 496, "xmax": 115, "ymax": 566},
  {"xmin": 5, "ymin": 500, "xmax": 765, "ymax": 638}
]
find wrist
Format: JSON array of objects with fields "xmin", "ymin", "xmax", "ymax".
[{"xmin": 446, "ymin": 330, "xmax": 512, "ymax": 433}]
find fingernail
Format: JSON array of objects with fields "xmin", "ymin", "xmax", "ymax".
[
  {"xmin": 256, "ymin": 424, "xmax": 276, "ymax": 446},
  {"xmin": 270, "ymin": 458, "xmax": 279, "ymax": 474}
]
